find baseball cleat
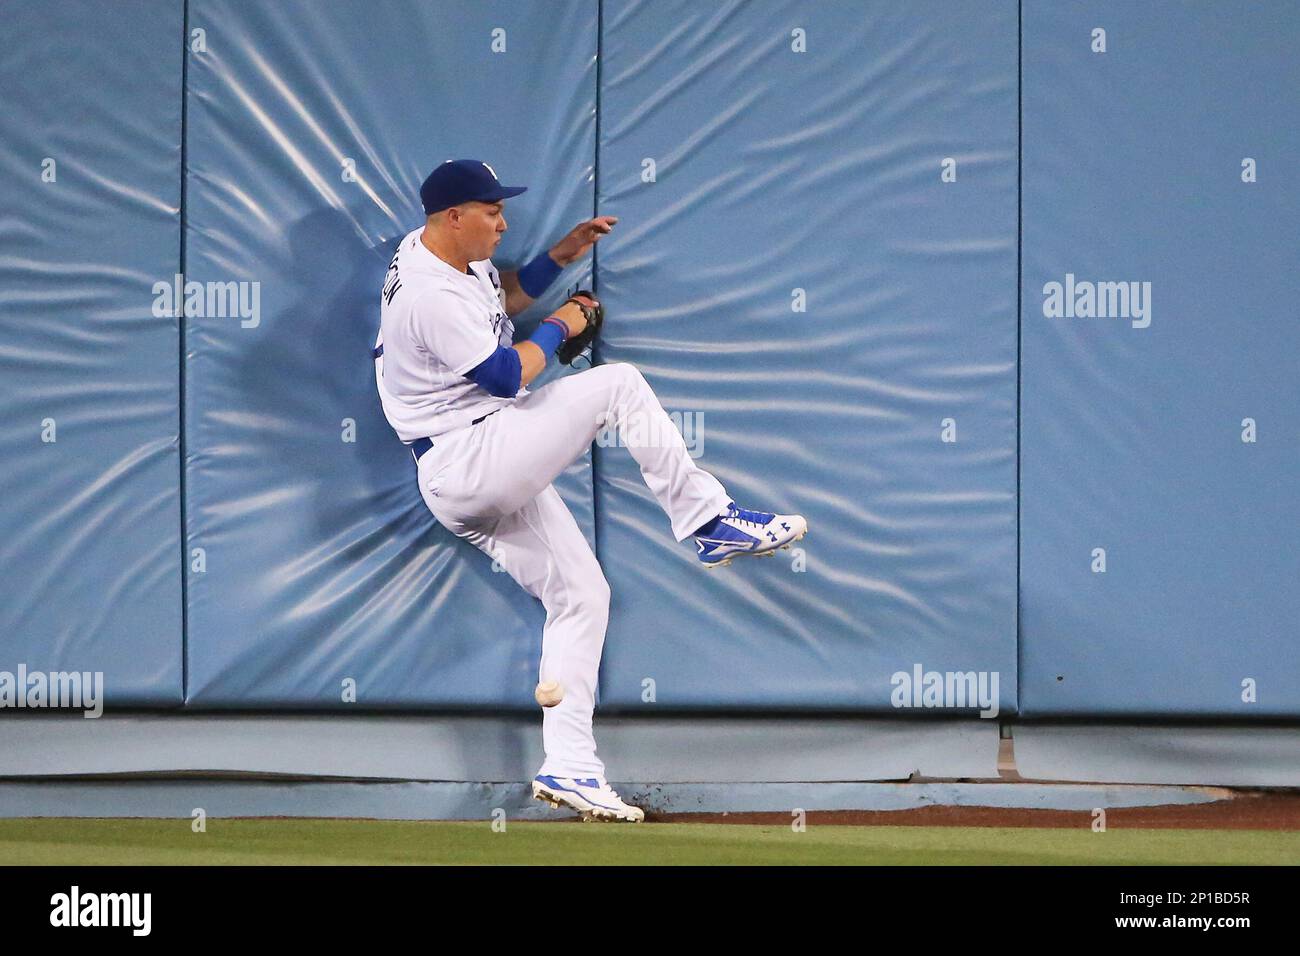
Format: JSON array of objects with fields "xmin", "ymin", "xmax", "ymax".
[
  {"xmin": 532, "ymin": 774, "xmax": 645, "ymax": 823},
  {"xmin": 692, "ymin": 503, "xmax": 808, "ymax": 569}
]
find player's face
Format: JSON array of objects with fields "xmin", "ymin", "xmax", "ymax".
[{"xmin": 471, "ymin": 201, "xmax": 507, "ymax": 258}]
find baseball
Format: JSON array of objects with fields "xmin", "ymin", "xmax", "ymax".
[{"xmin": 534, "ymin": 680, "xmax": 564, "ymax": 708}]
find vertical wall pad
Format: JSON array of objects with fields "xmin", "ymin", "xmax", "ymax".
[
  {"xmin": 0, "ymin": 3, "xmax": 184, "ymax": 706},
  {"xmin": 594, "ymin": 2, "xmax": 1018, "ymax": 710},
  {"xmin": 184, "ymin": 1, "xmax": 598, "ymax": 707},
  {"xmin": 1021, "ymin": 2, "xmax": 1300, "ymax": 716}
]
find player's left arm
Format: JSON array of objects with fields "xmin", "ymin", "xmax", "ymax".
[{"xmin": 500, "ymin": 215, "xmax": 618, "ymax": 317}]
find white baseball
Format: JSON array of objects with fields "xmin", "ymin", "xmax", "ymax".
[{"xmin": 534, "ymin": 680, "xmax": 564, "ymax": 708}]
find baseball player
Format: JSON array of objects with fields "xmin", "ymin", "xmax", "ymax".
[{"xmin": 373, "ymin": 160, "xmax": 807, "ymax": 822}]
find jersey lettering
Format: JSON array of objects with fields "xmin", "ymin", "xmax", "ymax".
[{"xmin": 382, "ymin": 255, "xmax": 402, "ymax": 306}]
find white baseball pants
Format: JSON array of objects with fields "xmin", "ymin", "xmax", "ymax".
[{"xmin": 415, "ymin": 362, "xmax": 731, "ymax": 778}]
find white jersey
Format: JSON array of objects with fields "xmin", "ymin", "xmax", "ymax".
[{"xmin": 374, "ymin": 227, "xmax": 522, "ymax": 442}]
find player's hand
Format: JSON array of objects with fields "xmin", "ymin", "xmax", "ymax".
[
  {"xmin": 552, "ymin": 296, "xmax": 593, "ymax": 338},
  {"xmin": 548, "ymin": 216, "xmax": 618, "ymax": 267}
]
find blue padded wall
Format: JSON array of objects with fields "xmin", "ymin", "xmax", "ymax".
[
  {"xmin": 183, "ymin": 0, "xmax": 599, "ymax": 707},
  {"xmin": 7, "ymin": 1, "xmax": 1296, "ymax": 724},
  {"xmin": 0, "ymin": 2, "xmax": 184, "ymax": 705},
  {"xmin": 592, "ymin": 1, "xmax": 1019, "ymax": 710},
  {"xmin": 1020, "ymin": 1, "xmax": 1300, "ymax": 715}
]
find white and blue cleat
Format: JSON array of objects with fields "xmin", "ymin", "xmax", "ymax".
[
  {"xmin": 693, "ymin": 503, "xmax": 808, "ymax": 569},
  {"xmin": 532, "ymin": 774, "xmax": 646, "ymax": 823}
]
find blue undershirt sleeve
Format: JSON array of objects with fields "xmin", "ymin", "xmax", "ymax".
[
  {"xmin": 465, "ymin": 320, "xmax": 568, "ymax": 397},
  {"xmin": 466, "ymin": 345, "xmax": 523, "ymax": 398}
]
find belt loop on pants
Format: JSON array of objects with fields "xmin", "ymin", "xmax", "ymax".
[{"xmin": 406, "ymin": 408, "xmax": 501, "ymax": 463}]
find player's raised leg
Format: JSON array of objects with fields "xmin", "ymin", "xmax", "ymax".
[
  {"xmin": 430, "ymin": 362, "xmax": 806, "ymax": 564},
  {"xmin": 442, "ymin": 363, "xmax": 726, "ymax": 536}
]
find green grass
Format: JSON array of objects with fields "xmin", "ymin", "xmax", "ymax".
[{"xmin": 1, "ymin": 818, "xmax": 1295, "ymax": 865}]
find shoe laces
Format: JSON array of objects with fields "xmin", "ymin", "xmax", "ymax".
[{"xmin": 726, "ymin": 504, "xmax": 773, "ymax": 529}]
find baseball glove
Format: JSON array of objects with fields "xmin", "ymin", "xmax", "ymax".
[{"xmin": 555, "ymin": 289, "xmax": 604, "ymax": 366}]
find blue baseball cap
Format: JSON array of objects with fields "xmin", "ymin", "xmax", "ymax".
[{"xmin": 420, "ymin": 159, "xmax": 527, "ymax": 215}]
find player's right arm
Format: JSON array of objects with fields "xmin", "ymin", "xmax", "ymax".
[
  {"xmin": 426, "ymin": 298, "xmax": 590, "ymax": 397},
  {"xmin": 411, "ymin": 290, "xmax": 589, "ymax": 397},
  {"xmin": 447, "ymin": 297, "xmax": 590, "ymax": 395}
]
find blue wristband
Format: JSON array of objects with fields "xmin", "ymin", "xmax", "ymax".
[
  {"xmin": 517, "ymin": 250, "xmax": 564, "ymax": 298},
  {"xmin": 527, "ymin": 317, "xmax": 568, "ymax": 358}
]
